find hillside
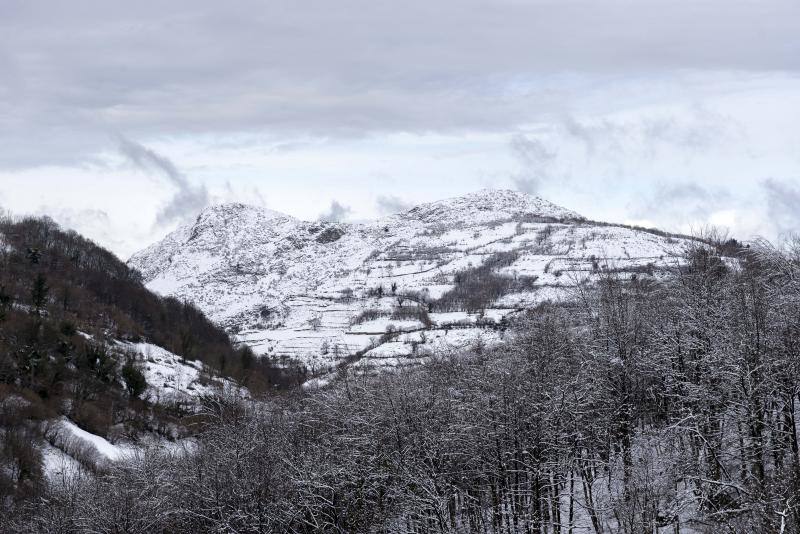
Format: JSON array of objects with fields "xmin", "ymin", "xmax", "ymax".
[
  {"xmin": 0, "ymin": 214, "xmax": 292, "ymax": 508},
  {"xmin": 129, "ymin": 189, "xmax": 696, "ymax": 376},
  {"xmin": 25, "ymin": 231, "xmax": 800, "ymax": 534}
]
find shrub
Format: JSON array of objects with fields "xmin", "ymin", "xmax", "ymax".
[
  {"xmin": 121, "ymin": 359, "xmax": 147, "ymax": 399},
  {"xmin": 350, "ymin": 309, "xmax": 385, "ymax": 325},
  {"xmin": 315, "ymin": 227, "xmax": 345, "ymax": 244},
  {"xmin": 390, "ymin": 306, "xmax": 433, "ymax": 328}
]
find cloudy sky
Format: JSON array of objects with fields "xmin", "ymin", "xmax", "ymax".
[{"xmin": 1, "ymin": 0, "xmax": 799, "ymax": 258}]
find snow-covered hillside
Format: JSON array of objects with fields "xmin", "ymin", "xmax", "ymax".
[
  {"xmin": 37, "ymin": 339, "xmax": 243, "ymax": 480},
  {"xmin": 129, "ymin": 189, "xmax": 693, "ymax": 374},
  {"xmin": 116, "ymin": 341, "xmax": 247, "ymax": 405}
]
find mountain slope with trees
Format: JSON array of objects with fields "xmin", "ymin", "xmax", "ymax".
[
  {"xmin": 0, "ymin": 213, "xmax": 298, "ymax": 518},
  {"xmin": 11, "ymin": 236, "xmax": 800, "ymax": 533}
]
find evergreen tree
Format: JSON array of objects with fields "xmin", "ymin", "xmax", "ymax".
[
  {"xmin": 30, "ymin": 273, "xmax": 48, "ymax": 314},
  {"xmin": 0, "ymin": 285, "xmax": 11, "ymax": 321}
]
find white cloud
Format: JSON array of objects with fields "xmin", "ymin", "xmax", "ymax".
[
  {"xmin": 0, "ymin": 1, "xmax": 798, "ymax": 253},
  {"xmin": 375, "ymin": 195, "xmax": 413, "ymax": 216}
]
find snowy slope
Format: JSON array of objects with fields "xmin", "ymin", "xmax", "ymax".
[
  {"xmin": 38, "ymin": 340, "xmax": 238, "ymax": 478},
  {"xmin": 116, "ymin": 341, "xmax": 248, "ymax": 405},
  {"xmin": 77, "ymin": 332, "xmax": 247, "ymax": 407},
  {"xmin": 129, "ymin": 189, "xmax": 693, "ymax": 374}
]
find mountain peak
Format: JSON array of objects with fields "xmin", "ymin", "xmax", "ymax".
[
  {"xmin": 178, "ymin": 202, "xmax": 291, "ymax": 245},
  {"xmin": 401, "ymin": 188, "xmax": 583, "ymax": 225},
  {"xmin": 195, "ymin": 202, "xmax": 290, "ymax": 224}
]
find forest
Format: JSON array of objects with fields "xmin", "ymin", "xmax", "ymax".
[
  {"xmin": 3, "ymin": 232, "xmax": 799, "ymax": 533},
  {"xmin": 0, "ymin": 214, "xmax": 301, "ymax": 519}
]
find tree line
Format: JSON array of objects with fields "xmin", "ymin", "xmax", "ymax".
[{"xmin": 6, "ymin": 237, "xmax": 799, "ymax": 532}]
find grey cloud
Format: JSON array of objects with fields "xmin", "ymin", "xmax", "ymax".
[
  {"xmin": 319, "ymin": 200, "xmax": 352, "ymax": 222},
  {"xmin": 509, "ymin": 134, "xmax": 557, "ymax": 194},
  {"xmin": 631, "ymin": 182, "xmax": 732, "ymax": 224},
  {"xmin": 250, "ymin": 187, "xmax": 268, "ymax": 208},
  {"xmin": 560, "ymin": 110, "xmax": 738, "ymax": 160},
  {"xmin": 155, "ymin": 184, "xmax": 209, "ymax": 226},
  {"xmin": 511, "ymin": 178, "xmax": 539, "ymax": 195},
  {"xmin": 119, "ymin": 137, "xmax": 182, "ymax": 182},
  {"xmin": 561, "ymin": 116, "xmax": 627, "ymax": 157},
  {"xmin": 118, "ymin": 137, "xmax": 209, "ymax": 225},
  {"xmin": 762, "ymin": 178, "xmax": 800, "ymax": 237},
  {"xmin": 376, "ymin": 195, "xmax": 413, "ymax": 216},
  {"xmin": 639, "ymin": 107, "xmax": 741, "ymax": 156},
  {"xmin": 0, "ymin": 0, "xmax": 797, "ymax": 169}
]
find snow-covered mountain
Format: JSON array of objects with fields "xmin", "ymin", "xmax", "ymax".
[{"xmin": 129, "ymin": 189, "xmax": 692, "ymax": 375}]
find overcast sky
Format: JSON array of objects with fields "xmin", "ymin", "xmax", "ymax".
[{"xmin": 1, "ymin": 0, "xmax": 799, "ymax": 258}]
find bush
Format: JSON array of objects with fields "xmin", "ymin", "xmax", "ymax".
[
  {"xmin": 315, "ymin": 227, "xmax": 345, "ymax": 244},
  {"xmin": 390, "ymin": 305, "xmax": 433, "ymax": 328},
  {"xmin": 350, "ymin": 309, "xmax": 385, "ymax": 325},
  {"xmin": 121, "ymin": 359, "xmax": 147, "ymax": 399}
]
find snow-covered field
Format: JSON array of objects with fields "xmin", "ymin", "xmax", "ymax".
[{"xmin": 129, "ymin": 189, "xmax": 693, "ymax": 375}]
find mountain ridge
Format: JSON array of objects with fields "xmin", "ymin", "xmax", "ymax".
[
  {"xmin": 394, "ymin": 189, "xmax": 584, "ymax": 225},
  {"xmin": 128, "ymin": 189, "xmax": 692, "ymax": 375}
]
